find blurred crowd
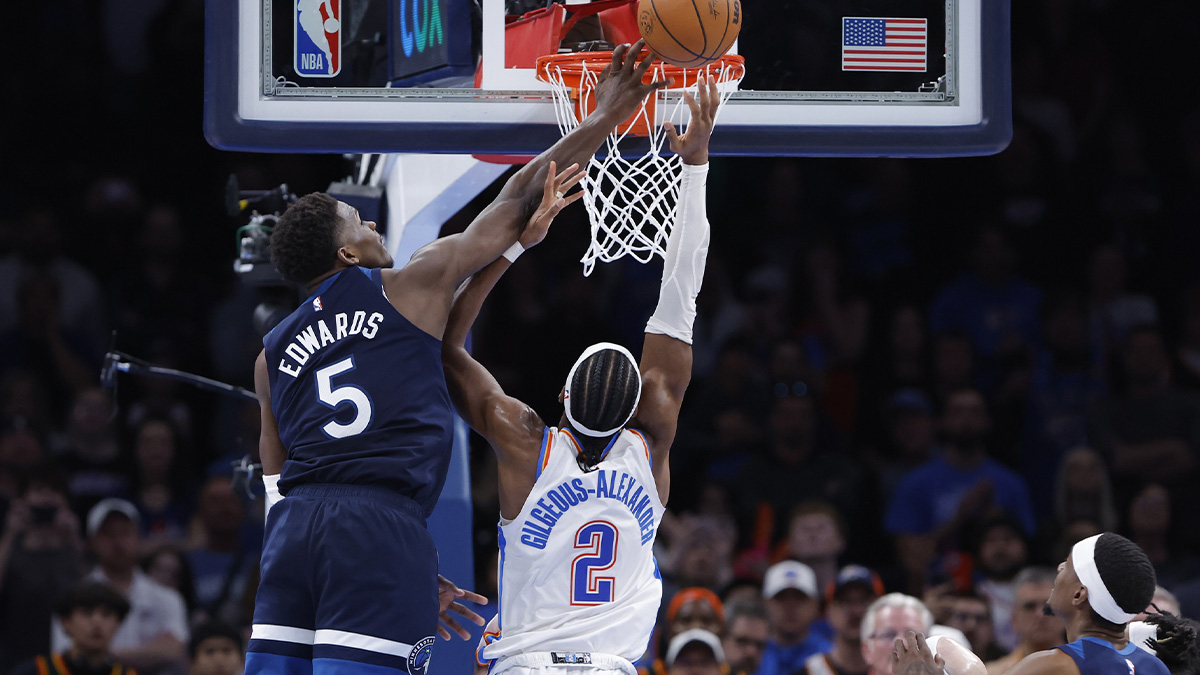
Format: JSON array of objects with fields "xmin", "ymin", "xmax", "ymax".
[{"xmin": 3, "ymin": 0, "xmax": 1200, "ymax": 674}]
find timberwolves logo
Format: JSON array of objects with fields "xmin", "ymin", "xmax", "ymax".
[{"xmin": 409, "ymin": 636, "xmax": 435, "ymax": 675}]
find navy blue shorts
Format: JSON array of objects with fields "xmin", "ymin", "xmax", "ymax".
[{"xmin": 246, "ymin": 484, "xmax": 439, "ymax": 675}]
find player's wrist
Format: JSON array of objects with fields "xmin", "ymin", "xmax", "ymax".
[{"xmin": 502, "ymin": 242, "xmax": 525, "ymax": 263}]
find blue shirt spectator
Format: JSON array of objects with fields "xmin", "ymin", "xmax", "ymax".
[{"xmin": 885, "ymin": 455, "xmax": 1037, "ymax": 537}]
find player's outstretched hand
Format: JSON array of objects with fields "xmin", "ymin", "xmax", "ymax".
[
  {"xmin": 436, "ymin": 574, "xmax": 488, "ymax": 641},
  {"xmin": 521, "ymin": 160, "xmax": 586, "ymax": 250},
  {"xmin": 892, "ymin": 631, "xmax": 945, "ymax": 675},
  {"xmin": 593, "ymin": 39, "xmax": 672, "ymax": 123},
  {"xmin": 664, "ymin": 75, "xmax": 720, "ymax": 166}
]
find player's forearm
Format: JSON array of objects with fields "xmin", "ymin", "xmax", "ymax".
[
  {"xmin": 646, "ymin": 163, "xmax": 710, "ymax": 345},
  {"xmin": 444, "ymin": 258, "xmax": 512, "ymax": 349}
]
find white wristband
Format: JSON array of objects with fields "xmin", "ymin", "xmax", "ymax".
[
  {"xmin": 502, "ymin": 242, "xmax": 525, "ymax": 263},
  {"xmin": 263, "ymin": 474, "xmax": 283, "ymax": 518}
]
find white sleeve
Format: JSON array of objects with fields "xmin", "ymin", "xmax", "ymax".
[
  {"xmin": 645, "ymin": 163, "xmax": 710, "ymax": 344},
  {"xmin": 264, "ymin": 474, "xmax": 283, "ymax": 518}
]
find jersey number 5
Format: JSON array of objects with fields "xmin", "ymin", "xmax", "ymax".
[
  {"xmin": 316, "ymin": 356, "xmax": 373, "ymax": 438},
  {"xmin": 571, "ymin": 521, "xmax": 618, "ymax": 605}
]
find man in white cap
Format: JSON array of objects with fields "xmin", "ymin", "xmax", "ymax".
[
  {"xmin": 52, "ymin": 498, "xmax": 189, "ymax": 674},
  {"xmin": 893, "ymin": 533, "xmax": 1169, "ymax": 675},
  {"xmin": 666, "ymin": 629, "xmax": 726, "ymax": 675},
  {"xmin": 759, "ymin": 561, "xmax": 833, "ymax": 675}
]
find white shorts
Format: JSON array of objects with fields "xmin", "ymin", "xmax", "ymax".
[{"xmin": 490, "ymin": 652, "xmax": 637, "ymax": 675}]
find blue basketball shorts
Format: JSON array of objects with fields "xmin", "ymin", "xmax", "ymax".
[{"xmin": 246, "ymin": 484, "xmax": 440, "ymax": 675}]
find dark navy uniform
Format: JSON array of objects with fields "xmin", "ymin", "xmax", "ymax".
[
  {"xmin": 1056, "ymin": 637, "xmax": 1169, "ymax": 675},
  {"xmin": 246, "ymin": 268, "xmax": 454, "ymax": 675}
]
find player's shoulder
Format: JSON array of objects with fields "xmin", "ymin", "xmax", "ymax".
[{"xmin": 1005, "ymin": 648, "xmax": 1076, "ymax": 675}]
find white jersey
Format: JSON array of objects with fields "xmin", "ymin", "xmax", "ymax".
[{"xmin": 484, "ymin": 426, "xmax": 665, "ymax": 667}]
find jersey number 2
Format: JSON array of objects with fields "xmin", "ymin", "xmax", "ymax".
[
  {"xmin": 316, "ymin": 356, "xmax": 372, "ymax": 438},
  {"xmin": 571, "ymin": 521, "xmax": 618, "ymax": 605}
]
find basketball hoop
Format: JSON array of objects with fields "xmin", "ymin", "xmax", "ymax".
[{"xmin": 536, "ymin": 51, "xmax": 745, "ymax": 276}]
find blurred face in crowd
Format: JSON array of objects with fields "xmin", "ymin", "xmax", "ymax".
[
  {"xmin": 1123, "ymin": 330, "xmax": 1168, "ymax": 388},
  {"xmin": 933, "ymin": 337, "xmax": 973, "ymax": 389},
  {"xmin": 62, "ymin": 606, "xmax": 122, "ymax": 655},
  {"xmin": 71, "ymin": 389, "xmax": 114, "ymax": 440},
  {"xmin": 1012, "ymin": 581, "xmax": 1063, "ymax": 650},
  {"xmin": 672, "ymin": 599, "xmax": 724, "ymax": 638},
  {"xmin": 1128, "ymin": 484, "xmax": 1170, "ymax": 537},
  {"xmin": 0, "ymin": 424, "xmax": 44, "ymax": 467},
  {"xmin": 890, "ymin": 409, "xmax": 935, "ymax": 461},
  {"xmin": 978, "ymin": 525, "xmax": 1027, "ymax": 579},
  {"xmin": 723, "ymin": 616, "xmax": 769, "ymax": 675},
  {"xmin": 940, "ymin": 390, "xmax": 990, "ymax": 450},
  {"xmin": 828, "ymin": 586, "xmax": 875, "ymax": 642},
  {"xmin": 1061, "ymin": 447, "xmax": 1106, "ymax": 496},
  {"xmin": 136, "ymin": 421, "xmax": 176, "ymax": 480},
  {"xmin": 677, "ymin": 538, "xmax": 723, "ymax": 589},
  {"xmin": 198, "ymin": 476, "xmax": 245, "ymax": 537},
  {"xmin": 946, "ymin": 596, "xmax": 993, "ymax": 653},
  {"xmin": 91, "ymin": 515, "xmax": 140, "ymax": 573},
  {"xmin": 890, "ymin": 307, "xmax": 925, "ymax": 360},
  {"xmin": 861, "ymin": 606, "xmax": 927, "ymax": 675},
  {"xmin": 769, "ymin": 396, "xmax": 815, "ymax": 455},
  {"xmin": 668, "ymin": 643, "xmax": 722, "ymax": 675},
  {"xmin": 146, "ymin": 548, "xmax": 185, "ymax": 591},
  {"xmin": 191, "ymin": 636, "xmax": 245, "ymax": 675},
  {"xmin": 23, "ymin": 483, "xmax": 68, "ymax": 530},
  {"xmin": 767, "ymin": 589, "xmax": 819, "ymax": 642},
  {"xmin": 788, "ymin": 511, "xmax": 845, "ymax": 561}
]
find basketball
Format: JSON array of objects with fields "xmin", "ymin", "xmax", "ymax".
[{"xmin": 636, "ymin": 0, "xmax": 742, "ymax": 68}]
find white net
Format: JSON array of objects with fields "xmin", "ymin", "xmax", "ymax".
[{"xmin": 539, "ymin": 55, "xmax": 744, "ymax": 276}]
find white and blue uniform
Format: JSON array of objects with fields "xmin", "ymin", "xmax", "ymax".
[
  {"xmin": 247, "ymin": 268, "xmax": 454, "ymax": 675},
  {"xmin": 483, "ymin": 427, "xmax": 665, "ymax": 674}
]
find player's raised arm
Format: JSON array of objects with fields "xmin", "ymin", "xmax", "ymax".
[
  {"xmin": 388, "ymin": 42, "xmax": 669, "ymax": 328},
  {"xmin": 633, "ymin": 76, "xmax": 720, "ymax": 505},
  {"xmin": 441, "ymin": 165, "xmax": 584, "ymax": 494},
  {"xmin": 254, "ymin": 349, "xmax": 287, "ymax": 516}
]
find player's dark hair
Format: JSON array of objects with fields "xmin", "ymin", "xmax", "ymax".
[
  {"xmin": 567, "ymin": 348, "xmax": 641, "ymax": 466},
  {"xmin": 55, "ymin": 582, "xmax": 131, "ymax": 621},
  {"xmin": 1146, "ymin": 612, "xmax": 1200, "ymax": 675},
  {"xmin": 1090, "ymin": 532, "xmax": 1156, "ymax": 631},
  {"xmin": 270, "ymin": 192, "xmax": 344, "ymax": 284},
  {"xmin": 189, "ymin": 620, "xmax": 245, "ymax": 659}
]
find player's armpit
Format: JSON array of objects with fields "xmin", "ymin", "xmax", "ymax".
[{"xmin": 255, "ymin": 350, "xmax": 287, "ymax": 476}]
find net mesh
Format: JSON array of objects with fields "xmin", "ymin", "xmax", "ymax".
[{"xmin": 538, "ymin": 54, "xmax": 744, "ymax": 276}]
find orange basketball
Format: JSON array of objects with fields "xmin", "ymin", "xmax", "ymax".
[{"xmin": 636, "ymin": 0, "xmax": 742, "ymax": 68}]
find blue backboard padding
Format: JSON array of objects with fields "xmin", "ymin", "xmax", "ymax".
[{"xmin": 205, "ymin": 0, "xmax": 1011, "ymax": 157}]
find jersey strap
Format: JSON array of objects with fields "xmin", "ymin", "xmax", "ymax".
[{"xmin": 536, "ymin": 427, "xmax": 553, "ymax": 479}]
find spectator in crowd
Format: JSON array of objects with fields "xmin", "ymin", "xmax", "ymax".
[
  {"xmin": 1126, "ymin": 484, "xmax": 1198, "ymax": 590},
  {"xmin": 0, "ymin": 464, "xmax": 84, "ymax": 672},
  {"xmin": 858, "ymin": 305, "xmax": 932, "ymax": 450},
  {"xmin": 663, "ymin": 515, "xmax": 736, "ymax": 596},
  {"xmin": 188, "ymin": 621, "xmax": 244, "ymax": 675},
  {"xmin": 783, "ymin": 501, "xmax": 847, "ymax": 596},
  {"xmin": 929, "ymin": 226, "xmax": 1042, "ymax": 391},
  {"xmin": 1021, "ymin": 290, "xmax": 1106, "ymax": 513},
  {"xmin": 972, "ymin": 513, "xmax": 1030, "ymax": 653},
  {"xmin": 735, "ymin": 395, "xmax": 861, "ymax": 550},
  {"xmin": 131, "ymin": 417, "xmax": 192, "ymax": 548},
  {"xmin": 57, "ymin": 389, "xmax": 129, "ymax": 517},
  {"xmin": 930, "ymin": 333, "xmax": 976, "ymax": 408},
  {"xmin": 0, "ymin": 416, "xmax": 49, "ymax": 492},
  {"xmin": 665, "ymin": 629, "xmax": 726, "ymax": 675},
  {"xmin": 944, "ymin": 593, "xmax": 1003, "ymax": 661},
  {"xmin": 142, "ymin": 546, "xmax": 196, "ymax": 618},
  {"xmin": 802, "ymin": 565, "xmax": 885, "ymax": 675},
  {"xmin": 984, "ymin": 567, "xmax": 1064, "ymax": 675},
  {"xmin": 640, "ymin": 588, "xmax": 728, "ymax": 675},
  {"xmin": 1087, "ymin": 244, "xmax": 1158, "ymax": 366},
  {"xmin": 10, "ymin": 582, "xmax": 134, "ymax": 675},
  {"xmin": 885, "ymin": 389, "xmax": 1036, "ymax": 594},
  {"xmin": 721, "ymin": 599, "xmax": 769, "ymax": 675},
  {"xmin": 858, "ymin": 594, "xmax": 933, "ymax": 675},
  {"xmin": 185, "ymin": 475, "xmax": 258, "ymax": 627},
  {"xmin": 759, "ymin": 561, "xmax": 832, "ymax": 675},
  {"xmin": 871, "ymin": 389, "xmax": 938, "ymax": 505},
  {"xmin": 1051, "ymin": 446, "xmax": 1117, "ymax": 534},
  {"xmin": 1088, "ymin": 324, "xmax": 1200, "ymax": 486},
  {"xmin": 53, "ymin": 498, "xmax": 188, "ymax": 674}
]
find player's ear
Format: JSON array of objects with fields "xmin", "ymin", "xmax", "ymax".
[
  {"xmin": 1072, "ymin": 585, "xmax": 1088, "ymax": 610},
  {"xmin": 336, "ymin": 244, "xmax": 359, "ymax": 266}
]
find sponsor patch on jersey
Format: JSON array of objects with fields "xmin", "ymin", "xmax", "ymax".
[
  {"xmin": 313, "ymin": 296, "xmax": 323, "ymax": 311},
  {"xmin": 551, "ymin": 652, "xmax": 593, "ymax": 665},
  {"xmin": 409, "ymin": 636, "xmax": 435, "ymax": 675}
]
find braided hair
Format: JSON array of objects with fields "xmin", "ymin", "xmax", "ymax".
[
  {"xmin": 566, "ymin": 347, "xmax": 641, "ymax": 466},
  {"xmin": 1146, "ymin": 612, "xmax": 1200, "ymax": 675},
  {"xmin": 1090, "ymin": 533, "xmax": 1156, "ymax": 631},
  {"xmin": 270, "ymin": 192, "xmax": 343, "ymax": 284}
]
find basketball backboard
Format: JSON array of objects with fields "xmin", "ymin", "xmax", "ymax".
[{"xmin": 205, "ymin": 0, "xmax": 1011, "ymax": 156}]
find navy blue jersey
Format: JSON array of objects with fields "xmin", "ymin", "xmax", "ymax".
[
  {"xmin": 1057, "ymin": 637, "xmax": 1169, "ymax": 675},
  {"xmin": 263, "ymin": 267, "xmax": 453, "ymax": 516}
]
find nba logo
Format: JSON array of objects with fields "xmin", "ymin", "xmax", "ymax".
[{"xmin": 295, "ymin": 0, "xmax": 341, "ymax": 77}]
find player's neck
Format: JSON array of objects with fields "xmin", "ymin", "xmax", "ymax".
[
  {"xmin": 1067, "ymin": 616, "xmax": 1127, "ymax": 648},
  {"xmin": 306, "ymin": 265, "xmax": 347, "ymax": 294}
]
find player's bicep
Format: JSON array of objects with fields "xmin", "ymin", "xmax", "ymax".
[{"xmin": 255, "ymin": 351, "xmax": 287, "ymax": 475}]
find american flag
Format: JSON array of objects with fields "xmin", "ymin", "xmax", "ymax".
[{"xmin": 842, "ymin": 17, "xmax": 928, "ymax": 72}]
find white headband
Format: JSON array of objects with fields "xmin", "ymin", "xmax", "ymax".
[
  {"xmin": 1072, "ymin": 534, "xmax": 1138, "ymax": 625},
  {"xmin": 563, "ymin": 342, "xmax": 642, "ymax": 438}
]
